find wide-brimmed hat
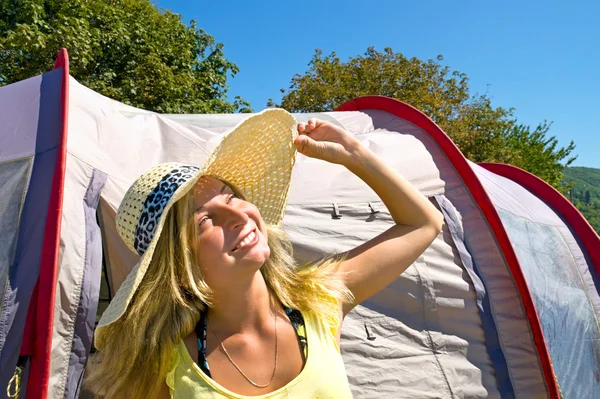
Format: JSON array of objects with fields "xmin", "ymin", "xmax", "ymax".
[{"xmin": 94, "ymin": 108, "xmax": 298, "ymax": 349}]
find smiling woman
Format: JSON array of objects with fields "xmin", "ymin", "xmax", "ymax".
[{"xmin": 83, "ymin": 109, "xmax": 443, "ymax": 398}]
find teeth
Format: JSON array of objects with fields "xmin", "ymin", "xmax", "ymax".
[{"xmin": 234, "ymin": 230, "xmax": 256, "ymax": 251}]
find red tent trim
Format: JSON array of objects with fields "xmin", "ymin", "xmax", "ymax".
[
  {"xmin": 337, "ymin": 96, "xmax": 560, "ymax": 398},
  {"xmin": 25, "ymin": 48, "xmax": 70, "ymax": 399}
]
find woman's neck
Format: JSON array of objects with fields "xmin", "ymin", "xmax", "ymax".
[{"xmin": 207, "ymin": 271, "xmax": 276, "ymax": 335}]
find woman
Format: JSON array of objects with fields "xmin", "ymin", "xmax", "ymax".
[{"xmin": 85, "ymin": 109, "xmax": 443, "ymax": 398}]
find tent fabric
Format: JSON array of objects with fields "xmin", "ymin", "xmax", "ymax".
[
  {"xmin": 499, "ymin": 209, "xmax": 599, "ymax": 398},
  {"xmin": 1, "ymin": 51, "xmax": 599, "ymax": 398},
  {"xmin": 480, "ymin": 162, "xmax": 600, "ymax": 273},
  {"xmin": 474, "ymin": 163, "xmax": 600, "ymax": 317},
  {"xmin": 0, "ymin": 159, "xmax": 32, "ymax": 347},
  {"xmin": 0, "ymin": 159, "xmax": 32, "ymax": 287},
  {"xmin": 337, "ymin": 198, "xmax": 501, "ymax": 398},
  {"xmin": 338, "ymin": 98, "xmax": 561, "ymax": 398},
  {"xmin": 473, "ymin": 163, "xmax": 600, "ymax": 398},
  {"xmin": 337, "ymin": 105, "xmax": 550, "ymax": 397},
  {"xmin": 56, "ymin": 168, "xmax": 106, "ymax": 398},
  {"xmin": 0, "ymin": 67, "xmax": 66, "ymax": 397},
  {"xmin": 435, "ymin": 195, "xmax": 512, "ymax": 398},
  {"xmin": 478, "ymin": 162, "xmax": 600, "ymax": 331}
]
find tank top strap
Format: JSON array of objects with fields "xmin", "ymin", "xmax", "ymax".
[{"xmin": 194, "ymin": 310, "xmax": 211, "ymax": 376}]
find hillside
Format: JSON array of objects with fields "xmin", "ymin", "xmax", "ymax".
[{"xmin": 562, "ymin": 167, "xmax": 600, "ymax": 234}]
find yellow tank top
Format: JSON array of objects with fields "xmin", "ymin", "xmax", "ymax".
[{"xmin": 166, "ymin": 311, "xmax": 353, "ymax": 398}]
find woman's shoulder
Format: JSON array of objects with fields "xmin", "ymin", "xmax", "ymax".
[
  {"xmin": 157, "ymin": 381, "xmax": 171, "ymax": 399},
  {"xmin": 162, "ymin": 337, "xmax": 187, "ymax": 398},
  {"xmin": 179, "ymin": 330, "xmax": 198, "ymax": 364},
  {"xmin": 297, "ymin": 307, "xmax": 342, "ymax": 340}
]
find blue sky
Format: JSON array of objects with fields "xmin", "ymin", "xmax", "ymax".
[{"xmin": 158, "ymin": 0, "xmax": 599, "ymax": 168}]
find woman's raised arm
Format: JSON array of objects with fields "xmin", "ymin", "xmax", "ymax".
[{"xmin": 295, "ymin": 119, "xmax": 443, "ymax": 316}]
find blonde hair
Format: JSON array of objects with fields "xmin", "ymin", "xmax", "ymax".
[{"xmin": 85, "ymin": 182, "xmax": 352, "ymax": 398}]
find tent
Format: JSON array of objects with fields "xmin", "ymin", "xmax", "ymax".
[{"xmin": 1, "ymin": 49, "xmax": 598, "ymax": 399}]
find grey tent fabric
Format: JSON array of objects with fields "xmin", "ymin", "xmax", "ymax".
[
  {"xmin": 436, "ymin": 195, "xmax": 512, "ymax": 397},
  {"xmin": 0, "ymin": 157, "xmax": 33, "ymax": 395},
  {"xmin": 474, "ymin": 163, "xmax": 600, "ymax": 317},
  {"xmin": 474, "ymin": 163, "xmax": 600, "ymax": 398},
  {"xmin": 0, "ymin": 74, "xmax": 47, "ymax": 161},
  {"xmin": 354, "ymin": 110, "xmax": 549, "ymax": 397},
  {"xmin": 498, "ymin": 208, "xmax": 600, "ymax": 398},
  {"xmin": 49, "ymin": 155, "xmax": 109, "ymax": 398},
  {"xmin": 63, "ymin": 170, "xmax": 107, "ymax": 398},
  {"xmin": 0, "ymin": 159, "xmax": 32, "ymax": 294},
  {"xmin": 336, "ymin": 202, "xmax": 501, "ymax": 398},
  {"xmin": 0, "ymin": 69, "xmax": 65, "ymax": 395}
]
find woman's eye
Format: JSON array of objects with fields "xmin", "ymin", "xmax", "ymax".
[
  {"xmin": 199, "ymin": 216, "xmax": 210, "ymax": 226},
  {"xmin": 227, "ymin": 194, "xmax": 238, "ymax": 203}
]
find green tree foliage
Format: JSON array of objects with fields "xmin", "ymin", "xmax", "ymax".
[
  {"xmin": 272, "ymin": 47, "xmax": 576, "ymax": 187},
  {"xmin": 502, "ymin": 122, "xmax": 576, "ymax": 188},
  {"xmin": 0, "ymin": 0, "xmax": 251, "ymax": 113},
  {"xmin": 585, "ymin": 190, "xmax": 591, "ymax": 205},
  {"xmin": 562, "ymin": 167, "xmax": 600, "ymax": 234}
]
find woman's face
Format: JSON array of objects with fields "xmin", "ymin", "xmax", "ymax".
[{"xmin": 191, "ymin": 176, "xmax": 270, "ymax": 290}]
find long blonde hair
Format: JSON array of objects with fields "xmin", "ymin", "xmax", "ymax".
[{"xmin": 85, "ymin": 182, "xmax": 352, "ymax": 398}]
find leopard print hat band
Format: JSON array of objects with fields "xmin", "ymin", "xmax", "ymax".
[
  {"xmin": 114, "ymin": 163, "xmax": 201, "ymax": 256},
  {"xmin": 134, "ymin": 165, "xmax": 200, "ymax": 255}
]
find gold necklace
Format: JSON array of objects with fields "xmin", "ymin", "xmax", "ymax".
[{"xmin": 209, "ymin": 310, "xmax": 278, "ymax": 388}]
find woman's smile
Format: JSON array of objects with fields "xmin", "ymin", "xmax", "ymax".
[{"xmin": 232, "ymin": 228, "xmax": 258, "ymax": 252}]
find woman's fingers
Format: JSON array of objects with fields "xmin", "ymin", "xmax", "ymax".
[
  {"xmin": 298, "ymin": 118, "xmax": 321, "ymax": 134},
  {"xmin": 294, "ymin": 134, "xmax": 313, "ymax": 155},
  {"xmin": 298, "ymin": 122, "xmax": 309, "ymax": 133}
]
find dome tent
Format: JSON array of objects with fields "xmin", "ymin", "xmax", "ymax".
[{"xmin": 1, "ymin": 49, "xmax": 598, "ymax": 398}]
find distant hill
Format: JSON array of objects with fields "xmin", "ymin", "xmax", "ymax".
[{"xmin": 562, "ymin": 166, "xmax": 600, "ymax": 234}]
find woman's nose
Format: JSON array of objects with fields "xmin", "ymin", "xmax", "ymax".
[{"xmin": 221, "ymin": 203, "xmax": 249, "ymax": 229}]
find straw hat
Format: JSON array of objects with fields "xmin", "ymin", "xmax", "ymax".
[{"xmin": 94, "ymin": 109, "xmax": 298, "ymax": 349}]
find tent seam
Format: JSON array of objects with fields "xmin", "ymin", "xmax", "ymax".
[{"xmin": 65, "ymin": 150, "xmax": 131, "ymax": 186}]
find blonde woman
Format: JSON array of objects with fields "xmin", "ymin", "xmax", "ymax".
[{"xmin": 85, "ymin": 109, "xmax": 443, "ymax": 398}]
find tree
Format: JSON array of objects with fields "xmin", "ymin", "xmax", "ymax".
[
  {"xmin": 0, "ymin": 0, "xmax": 251, "ymax": 113},
  {"xmin": 502, "ymin": 122, "xmax": 576, "ymax": 188},
  {"xmin": 562, "ymin": 167, "xmax": 600, "ymax": 233},
  {"xmin": 271, "ymin": 47, "xmax": 576, "ymax": 188},
  {"xmin": 585, "ymin": 190, "xmax": 591, "ymax": 205}
]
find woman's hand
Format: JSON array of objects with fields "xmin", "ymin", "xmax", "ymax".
[{"xmin": 295, "ymin": 118, "xmax": 361, "ymax": 166}]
